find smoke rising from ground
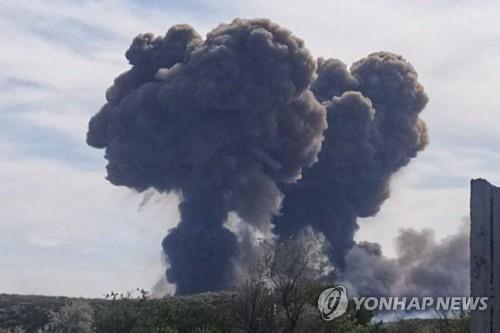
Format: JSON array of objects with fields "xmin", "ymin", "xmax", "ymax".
[
  {"xmin": 273, "ymin": 52, "xmax": 428, "ymax": 268},
  {"xmin": 87, "ymin": 19, "xmax": 326, "ymax": 294},
  {"xmin": 87, "ymin": 18, "xmax": 431, "ymax": 294},
  {"xmin": 342, "ymin": 221, "xmax": 470, "ymax": 297}
]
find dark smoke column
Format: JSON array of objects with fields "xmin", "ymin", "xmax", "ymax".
[
  {"xmin": 273, "ymin": 52, "xmax": 429, "ymax": 269},
  {"xmin": 86, "ymin": 19, "xmax": 327, "ymax": 294}
]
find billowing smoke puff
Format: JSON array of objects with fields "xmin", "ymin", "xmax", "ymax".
[
  {"xmin": 342, "ymin": 221, "xmax": 470, "ymax": 297},
  {"xmin": 87, "ymin": 18, "xmax": 431, "ymax": 295},
  {"xmin": 87, "ymin": 19, "xmax": 327, "ymax": 294},
  {"xmin": 273, "ymin": 52, "xmax": 428, "ymax": 268}
]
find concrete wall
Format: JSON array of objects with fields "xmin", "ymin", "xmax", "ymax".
[{"xmin": 470, "ymin": 179, "xmax": 500, "ymax": 333}]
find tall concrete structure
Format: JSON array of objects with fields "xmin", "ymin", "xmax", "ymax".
[{"xmin": 470, "ymin": 179, "xmax": 500, "ymax": 333}]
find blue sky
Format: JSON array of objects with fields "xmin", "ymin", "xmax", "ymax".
[{"xmin": 0, "ymin": 0, "xmax": 499, "ymax": 297}]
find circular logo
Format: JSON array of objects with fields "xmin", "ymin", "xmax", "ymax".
[{"xmin": 317, "ymin": 286, "xmax": 349, "ymax": 321}]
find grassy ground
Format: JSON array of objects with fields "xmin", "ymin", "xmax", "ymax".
[{"xmin": 0, "ymin": 293, "xmax": 469, "ymax": 333}]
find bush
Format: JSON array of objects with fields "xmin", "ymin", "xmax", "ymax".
[
  {"xmin": 42, "ymin": 300, "xmax": 94, "ymax": 333},
  {"xmin": 0, "ymin": 328, "xmax": 26, "ymax": 333},
  {"xmin": 93, "ymin": 290, "xmax": 232, "ymax": 333}
]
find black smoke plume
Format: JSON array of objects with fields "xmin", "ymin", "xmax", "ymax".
[
  {"xmin": 87, "ymin": 18, "xmax": 429, "ymax": 295},
  {"xmin": 87, "ymin": 19, "xmax": 327, "ymax": 294},
  {"xmin": 273, "ymin": 52, "xmax": 428, "ymax": 269},
  {"xmin": 342, "ymin": 221, "xmax": 470, "ymax": 297}
]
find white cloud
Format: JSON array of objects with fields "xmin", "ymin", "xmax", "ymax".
[
  {"xmin": 0, "ymin": 0, "xmax": 216, "ymax": 140},
  {"xmin": 0, "ymin": 152, "xmax": 179, "ymax": 297}
]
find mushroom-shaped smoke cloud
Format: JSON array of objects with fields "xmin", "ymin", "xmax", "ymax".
[
  {"xmin": 87, "ymin": 19, "xmax": 327, "ymax": 294},
  {"xmin": 87, "ymin": 19, "xmax": 429, "ymax": 295}
]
